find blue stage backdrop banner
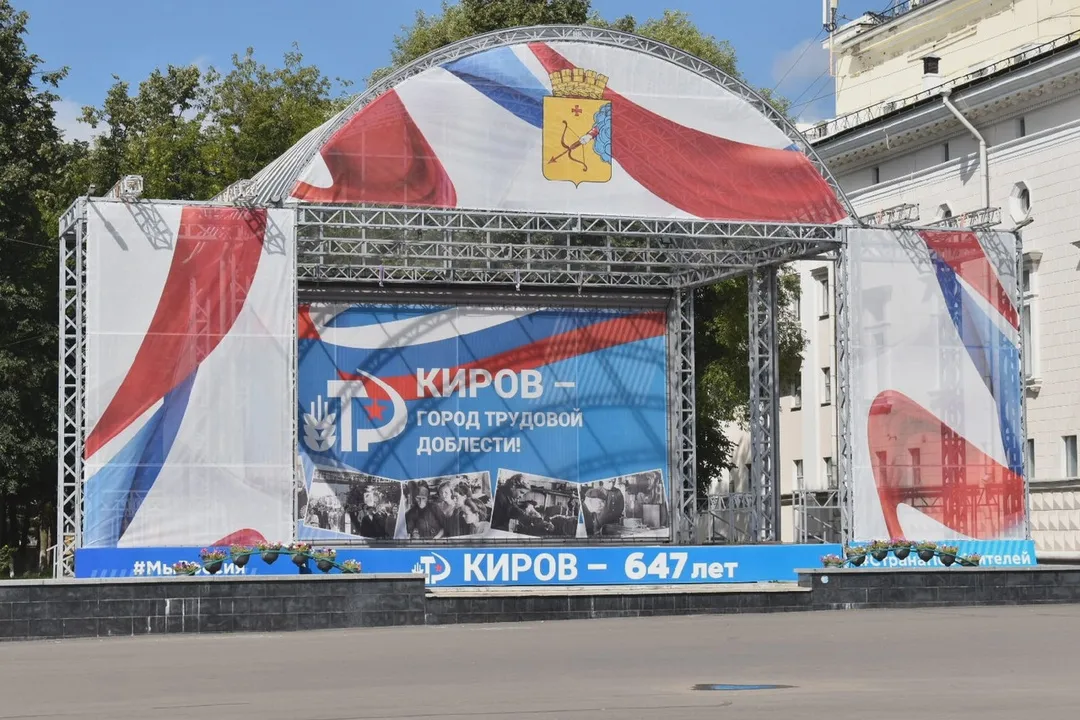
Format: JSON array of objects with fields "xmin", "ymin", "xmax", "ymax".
[
  {"xmin": 295, "ymin": 303, "xmax": 670, "ymax": 544},
  {"xmin": 74, "ymin": 544, "xmax": 842, "ymax": 585}
]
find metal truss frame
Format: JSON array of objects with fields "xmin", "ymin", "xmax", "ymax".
[
  {"xmin": 670, "ymin": 289, "xmax": 697, "ymax": 543},
  {"xmin": 834, "ymin": 230, "xmax": 854, "ymax": 546},
  {"xmin": 792, "ymin": 489, "xmax": 842, "ymax": 544},
  {"xmin": 56, "ymin": 198, "xmax": 86, "ymax": 577},
  {"xmin": 53, "ymin": 197, "xmax": 848, "ymax": 576},
  {"xmin": 834, "ymin": 224, "xmax": 1027, "ymax": 545},
  {"xmin": 748, "ymin": 267, "xmax": 781, "ymax": 541},
  {"xmin": 295, "ymin": 206, "xmax": 842, "ymax": 289},
  {"xmin": 251, "ymin": 24, "xmax": 853, "ymax": 210}
]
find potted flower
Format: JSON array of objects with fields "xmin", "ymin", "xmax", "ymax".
[
  {"xmin": 313, "ymin": 547, "xmax": 337, "ymax": 573},
  {"xmin": 200, "ymin": 547, "xmax": 227, "ymax": 574},
  {"xmin": 845, "ymin": 545, "xmax": 867, "ymax": 566},
  {"xmin": 938, "ymin": 544, "xmax": 959, "ymax": 566},
  {"xmin": 915, "ymin": 541, "xmax": 937, "ymax": 562},
  {"xmin": 341, "ymin": 559, "xmax": 361, "ymax": 574},
  {"xmin": 959, "ymin": 553, "xmax": 981, "ymax": 567},
  {"xmin": 289, "ymin": 542, "xmax": 312, "ymax": 567},
  {"xmin": 868, "ymin": 539, "xmax": 890, "ymax": 562},
  {"xmin": 172, "ymin": 560, "xmax": 200, "ymax": 576},
  {"xmin": 258, "ymin": 541, "xmax": 283, "ymax": 564},
  {"xmin": 821, "ymin": 553, "xmax": 843, "ymax": 568},
  {"xmin": 890, "ymin": 538, "xmax": 914, "ymax": 561},
  {"xmin": 229, "ymin": 544, "xmax": 252, "ymax": 569}
]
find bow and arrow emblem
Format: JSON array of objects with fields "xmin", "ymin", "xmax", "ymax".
[{"xmin": 548, "ymin": 120, "xmax": 595, "ymax": 173}]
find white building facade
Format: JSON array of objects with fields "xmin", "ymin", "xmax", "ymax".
[{"xmin": 712, "ymin": 0, "xmax": 1080, "ymax": 555}]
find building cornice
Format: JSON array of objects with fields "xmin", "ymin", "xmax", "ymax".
[
  {"xmin": 811, "ymin": 41, "xmax": 1080, "ymax": 171},
  {"xmin": 845, "ymin": 115, "xmax": 1080, "ymax": 205}
]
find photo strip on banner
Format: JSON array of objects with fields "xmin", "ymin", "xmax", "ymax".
[{"xmin": 296, "ymin": 303, "xmax": 670, "ymax": 543}]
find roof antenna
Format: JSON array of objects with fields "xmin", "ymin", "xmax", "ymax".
[{"xmin": 823, "ymin": 0, "xmax": 839, "ymax": 32}]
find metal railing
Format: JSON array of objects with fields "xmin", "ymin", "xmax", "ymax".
[
  {"xmin": 869, "ymin": 0, "xmax": 941, "ymax": 23},
  {"xmin": 804, "ymin": 29, "xmax": 1080, "ymax": 143}
]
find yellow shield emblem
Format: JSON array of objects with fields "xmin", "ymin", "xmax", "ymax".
[{"xmin": 542, "ymin": 68, "xmax": 613, "ymax": 186}]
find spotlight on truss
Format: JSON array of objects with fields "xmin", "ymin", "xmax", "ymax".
[
  {"xmin": 860, "ymin": 203, "xmax": 919, "ymax": 226},
  {"xmin": 937, "ymin": 207, "xmax": 1002, "ymax": 230},
  {"xmin": 219, "ymin": 178, "xmax": 257, "ymax": 205},
  {"xmin": 105, "ymin": 175, "xmax": 144, "ymax": 201}
]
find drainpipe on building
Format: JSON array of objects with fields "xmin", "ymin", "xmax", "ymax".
[{"xmin": 940, "ymin": 87, "xmax": 990, "ymax": 209}]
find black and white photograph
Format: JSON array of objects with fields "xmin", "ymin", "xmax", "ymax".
[
  {"xmin": 491, "ymin": 470, "xmax": 583, "ymax": 539},
  {"xmin": 579, "ymin": 470, "xmax": 669, "ymax": 539},
  {"xmin": 303, "ymin": 467, "xmax": 404, "ymax": 539},
  {"xmin": 402, "ymin": 472, "xmax": 493, "ymax": 539}
]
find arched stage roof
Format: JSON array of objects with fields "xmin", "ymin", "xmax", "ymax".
[{"xmin": 244, "ymin": 25, "xmax": 853, "ymax": 224}]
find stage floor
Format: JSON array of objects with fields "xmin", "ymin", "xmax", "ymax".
[{"xmin": 2, "ymin": 605, "xmax": 1078, "ymax": 719}]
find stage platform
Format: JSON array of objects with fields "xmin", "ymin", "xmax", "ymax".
[{"xmin": 3, "ymin": 566, "xmax": 1080, "ymax": 641}]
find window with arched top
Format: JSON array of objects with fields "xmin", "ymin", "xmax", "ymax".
[{"xmin": 937, "ymin": 203, "xmax": 953, "ymax": 221}]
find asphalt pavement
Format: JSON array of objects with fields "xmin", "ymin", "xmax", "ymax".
[{"xmin": 2, "ymin": 604, "xmax": 1078, "ymax": 719}]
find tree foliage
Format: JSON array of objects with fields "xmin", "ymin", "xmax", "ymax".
[{"xmin": 0, "ymin": 0, "xmax": 64, "ymax": 565}]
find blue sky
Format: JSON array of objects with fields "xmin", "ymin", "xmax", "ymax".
[{"xmin": 16, "ymin": 0, "xmax": 886, "ymax": 141}]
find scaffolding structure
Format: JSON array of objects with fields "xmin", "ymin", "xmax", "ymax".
[{"xmin": 54, "ymin": 25, "xmax": 860, "ymax": 577}]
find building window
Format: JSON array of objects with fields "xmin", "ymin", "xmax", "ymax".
[
  {"xmin": 1021, "ymin": 252, "xmax": 1039, "ymax": 380},
  {"xmin": 909, "ymin": 447, "xmax": 922, "ymax": 485},
  {"xmin": 790, "ymin": 376, "xmax": 802, "ymax": 410},
  {"xmin": 824, "ymin": 456, "xmax": 837, "ymax": 488},
  {"xmin": 821, "ymin": 367, "xmax": 832, "ymax": 406},
  {"xmin": 937, "ymin": 203, "xmax": 953, "ymax": 221},
  {"xmin": 1025, "ymin": 438, "xmax": 1035, "ymax": 480},
  {"xmin": 943, "ymin": 142, "xmax": 950, "ymax": 162},
  {"xmin": 1018, "ymin": 116, "xmax": 1027, "ymax": 138},
  {"xmin": 813, "ymin": 268, "xmax": 829, "ymax": 318},
  {"xmin": 923, "ymin": 56, "xmax": 940, "ymax": 75},
  {"xmin": 1010, "ymin": 182, "xmax": 1031, "ymax": 224},
  {"xmin": 794, "ymin": 459, "xmax": 804, "ymax": 490},
  {"xmin": 872, "ymin": 166, "xmax": 880, "ymax": 184},
  {"xmin": 1065, "ymin": 436, "xmax": 1078, "ymax": 478}
]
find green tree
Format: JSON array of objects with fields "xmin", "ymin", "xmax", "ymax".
[
  {"xmin": 199, "ymin": 45, "xmax": 352, "ymax": 191},
  {"xmin": 0, "ymin": 0, "xmax": 64, "ymax": 569},
  {"xmin": 375, "ymin": 0, "xmax": 805, "ymax": 492},
  {"xmin": 70, "ymin": 46, "xmax": 348, "ymax": 202}
]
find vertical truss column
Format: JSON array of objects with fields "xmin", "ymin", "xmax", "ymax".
[
  {"xmin": 1015, "ymin": 231, "xmax": 1032, "ymax": 539},
  {"xmin": 671, "ymin": 289, "xmax": 697, "ymax": 543},
  {"xmin": 56, "ymin": 209, "xmax": 86, "ymax": 578},
  {"xmin": 834, "ymin": 231, "xmax": 854, "ymax": 545},
  {"xmin": 748, "ymin": 267, "xmax": 780, "ymax": 541}
]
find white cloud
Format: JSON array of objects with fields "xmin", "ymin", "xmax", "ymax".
[
  {"xmin": 771, "ymin": 37, "xmax": 835, "ymax": 124},
  {"xmin": 52, "ymin": 99, "xmax": 103, "ymax": 143}
]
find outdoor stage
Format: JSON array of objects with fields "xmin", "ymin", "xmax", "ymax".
[{"xmin": 52, "ymin": 25, "xmax": 1035, "ymax": 631}]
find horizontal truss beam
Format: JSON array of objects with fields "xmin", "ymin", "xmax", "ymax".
[{"xmin": 296, "ymin": 206, "xmax": 842, "ymax": 289}]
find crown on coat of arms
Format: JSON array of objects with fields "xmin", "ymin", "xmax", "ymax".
[{"xmin": 549, "ymin": 68, "xmax": 608, "ymax": 99}]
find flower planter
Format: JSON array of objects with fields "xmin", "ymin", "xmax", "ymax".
[
  {"xmin": 940, "ymin": 553, "xmax": 956, "ymax": 566},
  {"xmin": 232, "ymin": 553, "xmax": 249, "ymax": 569},
  {"xmin": 316, "ymin": 559, "xmax": 334, "ymax": 573},
  {"xmin": 205, "ymin": 560, "xmax": 223, "ymax": 575},
  {"xmin": 848, "ymin": 554, "xmax": 866, "ymax": 566},
  {"xmin": 871, "ymin": 549, "xmax": 888, "ymax": 561},
  {"xmin": 292, "ymin": 553, "xmax": 309, "ymax": 567},
  {"xmin": 893, "ymin": 547, "xmax": 911, "ymax": 560},
  {"xmin": 261, "ymin": 551, "xmax": 279, "ymax": 564},
  {"xmin": 917, "ymin": 549, "xmax": 935, "ymax": 562}
]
